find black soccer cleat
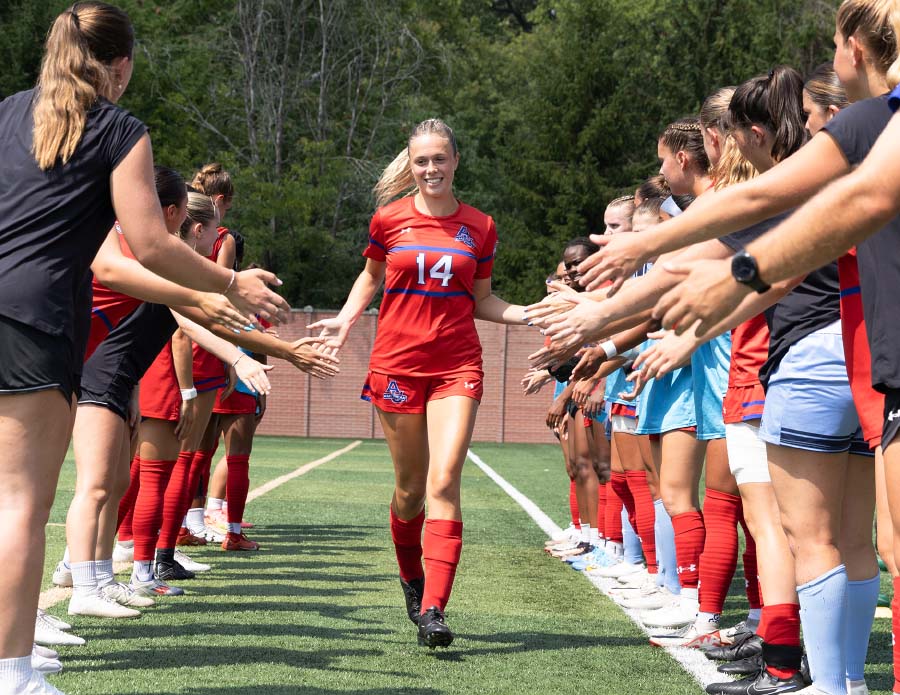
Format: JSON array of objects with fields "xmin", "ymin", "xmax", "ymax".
[
  {"xmin": 705, "ymin": 669, "xmax": 806, "ymax": 695},
  {"xmin": 400, "ymin": 577, "xmax": 425, "ymax": 624},
  {"xmin": 155, "ymin": 549, "xmax": 196, "ymax": 581},
  {"xmin": 718, "ymin": 653, "xmax": 763, "ymax": 676},
  {"xmin": 417, "ymin": 606, "xmax": 454, "ymax": 649},
  {"xmin": 706, "ymin": 634, "xmax": 763, "ymax": 662}
]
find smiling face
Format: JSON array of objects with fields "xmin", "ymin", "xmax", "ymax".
[
  {"xmin": 562, "ymin": 245, "xmax": 592, "ymax": 289},
  {"xmin": 409, "ymin": 133, "xmax": 459, "ymax": 203}
]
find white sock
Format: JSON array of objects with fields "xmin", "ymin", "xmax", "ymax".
[
  {"xmin": 228, "ymin": 522, "xmax": 242, "ymax": 534},
  {"xmin": 607, "ymin": 541, "xmax": 623, "ymax": 557},
  {"xmin": 680, "ymin": 587, "xmax": 699, "ymax": 602},
  {"xmin": 0, "ymin": 655, "xmax": 32, "ymax": 689},
  {"xmin": 589, "ymin": 527, "xmax": 600, "ymax": 545},
  {"xmin": 132, "ymin": 560, "xmax": 153, "ymax": 582},
  {"xmin": 95, "ymin": 558, "xmax": 114, "ymax": 588},
  {"xmin": 62, "ymin": 546, "xmax": 70, "ymax": 569},
  {"xmin": 116, "ymin": 539, "xmax": 134, "ymax": 549},
  {"xmin": 747, "ymin": 608, "xmax": 761, "ymax": 622},
  {"xmin": 71, "ymin": 560, "xmax": 98, "ymax": 599},
  {"xmin": 206, "ymin": 497, "xmax": 224, "ymax": 512},
  {"xmin": 697, "ymin": 611, "xmax": 719, "ymax": 626},
  {"xmin": 186, "ymin": 507, "xmax": 206, "ymax": 534},
  {"xmin": 579, "ymin": 524, "xmax": 590, "ymax": 543}
]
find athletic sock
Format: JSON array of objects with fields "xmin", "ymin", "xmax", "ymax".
[
  {"xmin": 739, "ymin": 512, "xmax": 762, "ymax": 611},
  {"xmin": 71, "ymin": 560, "xmax": 97, "ymax": 599},
  {"xmin": 187, "ymin": 448, "xmax": 216, "ymax": 501},
  {"xmin": 892, "ymin": 576, "xmax": 900, "ymax": 695},
  {"xmin": 389, "ymin": 506, "xmax": 425, "ymax": 581},
  {"xmin": 698, "ymin": 489, "xmax": 739, "ymax": 615},
  {"xmin": 158, "ymin": 450, "xmax": 194, "ymax": 549},
  {"xmin": 611, "ymin": 471, "xmax": 637, "ymax": 530},
  {"xmin": 225, "ymin": 455, "xmax": 251, "ymax": 525},
  {"xmin": 654, "ymin": 498, "xmax": 680, "ymax": 594},
  {"xmin": 568, "ymin": 480, "xmax": 580, "ymax": 527},
  {"xmin": 748, "ymin": 608, "xmax": 762, "ymax": 623},
  {"xmin": 605, "ymin": 477, "xmax": 624, "ymax": 545},
  {"xmin": 845, "ymin": 573, "xmax": 879, "ymax": 682},
  {"xmin": 760, "ymin": 603, "xmax": 801, "ymax": 679},
  {"xmin": 671, "ymin": 510, "xmax": 705, "ymax": 592},
  {"xmin": 797, "ymin": 564, "xmax": 848, "ymax": 695},
  {"xmin": 596, "ymin": 482, "xmax": 608, "ymax": 538},
  {"xmin": 0, "ymin": 655, "xmax": 32, "ymax": 690},
  {"xmin": 622, "ymin": 511, "xmax": 643, "ymax": 565},
  {"xmin": 206, "ymin": 497, "xmax": 225, "ymax": 512},
  {"xmin": 421, "ymin": 518, "xmax": 463, "ymax": 612},
  {"xmin": 626, "ymin": 470, "xmax": 657, "ymax": 574},
  {"xmin": 132, "ymin": 458, "xmax": 175, "ymax": 562},
  {"xmin": 589, "ymin": 526, "xmax": 601, "ymax": 546},
  {"xmin": 227, "ymin": 522, "xmax": 242, "ymax": 534},
  {"xmin": 579, "ymin": 523, "xmax": 590, "ymax": 544},
  {"xmin": 186, "ymin": 507, "xmax": 206, "ymax": 535},
  {"xmin": 95, "ymin": 558, "xmax": 114, "ymax": 588},
  {"xmin": 116, "ymin": 454, "xmax": 141, "ymax": 541},
  {"xmin": 132, "ymin": 560, "xmax": 153, "ymax": 582}
]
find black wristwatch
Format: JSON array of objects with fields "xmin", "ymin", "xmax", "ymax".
[{"xmin": 731, "ymin": 250, "xmax": 771, "ymax": 294}]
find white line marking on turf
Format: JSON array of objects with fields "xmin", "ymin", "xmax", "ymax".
[
  {"xmin": 38, "ymin": 440, "xmax": 362, "ymax": 612},
  {"xmin": 467, "ymin": 448, "xmax": 724, "ymax": 693}
]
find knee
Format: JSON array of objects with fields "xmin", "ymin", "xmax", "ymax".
[
  {"xmin": 573, "ymin": 454, "xmax": 595, "ymax": 479},
  {"xmin": 427, "ymin": 471, "xmax": 460, "ymax": 504},
  {"xmin": 660, "ymin": 488, "xmax": 693, "ymax": 517}
]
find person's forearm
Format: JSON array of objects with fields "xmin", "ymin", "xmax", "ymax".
[
  {"xmin": 93, "ymin": 248, "xmax": 206, "ymax": 308},
  {"xmin": 338, "ymin": 269, "xmax": 383, "ymax": 327},
  {"xmin": 173, "ymin": 307, "xmax": 292, "ymax": 361},
  {"xmin": 701, "ymin": 277, "xmax": 799, "ymax": 338},
  {"xmin": 171, "ymin": 329, "xmax": 194, "ymax": 390},
  {"xmin": 173, "ymin": 313, "xmax": 243, "ymax": 365},
  {"xmin": 475, "ymin": 294, "xmax": 527, "ymax": 324},
  {"xmin": 609, "ymin": 319, "xmax": 658, "ymax": 355}
]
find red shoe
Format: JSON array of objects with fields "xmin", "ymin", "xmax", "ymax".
[
  {"xmin": 240, "ymin": 520, "xmax": 254, "ymax": 529},
  {"xmin": 222, "ymin": 532, "xmax": 260, "ymax": 551},
  {"xmin": 176, "ymin": 529, "xmax": 207, "ymax": 546}
]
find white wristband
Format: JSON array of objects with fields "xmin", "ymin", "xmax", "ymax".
[
  {"xmin": 600, "ymin": 340, "xmax": 618, "ymax": 360},
  {"xmin": 180, "ymin": 387, "xmax": 198, "ymax": 401}
]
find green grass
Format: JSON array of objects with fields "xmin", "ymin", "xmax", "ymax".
[{"xmin": 38, "ymin": 438, "xmax": 894, "ymax": 694}]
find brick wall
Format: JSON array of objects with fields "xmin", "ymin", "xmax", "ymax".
[{"xmin": 256, "ymin": 310, "xmax": 558, "ymax": 444}]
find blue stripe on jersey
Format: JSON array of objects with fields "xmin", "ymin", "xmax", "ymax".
[
  {"xmin": 388, "ymin": 245, "xmax": 477, "ymax": 260},
  {"xmin": 92, "ymin": 308, "xmax": 114, "ymax": 331},
  {"xmin": 385, "ymin": 288, "xmax": 474, "ymax": 299},
  {"xmin": 368, "ymin": 236, "xmax": 386, "ymax": 251},
  {"xmin": 477, "ymin": 253, "xmax": 495, "ymax": 263},
  {"xmin": 839, "ymin": 286, "xmax": 861, "ymax": 299}
]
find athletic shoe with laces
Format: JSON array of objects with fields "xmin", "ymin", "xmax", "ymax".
[
  {"xmin": 36, "ymin": 610, "xmax": 70, "ymax": 632},
  {"xmin": 649, "ymin": 619, "xmax": 725, "ymax": 649},
  {"xmin": 31, "ymin": 645, "xmax": 62, "ymax": 674},
  {"xmin": 718, "ymin": 654, "xmax": 763, "ymax": 676},
  {"xmin": 222, "ymin": 532, "xmax": 260, "ymax": 551},
  {"xmin": 620, "ymin": 585, "xmax": 677, "ymax": 611},
  {"xmin": 101, "ymin": 581, "xmax": 155, "ymax": 608},
  {"xmin": 35, "ymin": 612, "xmax": 85, "ymax": 647},
  {"xmin": 155, "ymin": 559, "xmax": 195, "ymax": 581},
  {"xmin": 705, "ymin": 669, "xmax": 805, "ymax": 695},
  {"xmin": 591, "ymin": 560, "xmax": 646, "ymax": 579},
  {"xmin": 174, "ymin": 549, "xmax": 210, "ymax": 572},
  {"xmin": 613, "ymin": 569, "xmax": 653, "ymax": 588},
  {"xmin": 196, "ymin": 525, "xmax": 226, "ymax": 543},
  {"xmin": 417, "ymin": 606, "xmax": 454, "ymax": 649},
  {"xmin": 607, "ymin": 572, "xmax": 653, "ymax": 597},
  {"xmin": 130, "ymin": 576, "xmax": 185, "ymax": 597},
  {"xmin": 550, "ymin": 541, "xmax": 592, "ymax": 559},
  {"xmin": 19, "ymin": 671, "xmax": 66, "ymax": 695},
  {"xmin": 641, "ymin": 596, "xmax": 698, "ymax": 628},
  {"xmin": 68, "ymin": 592, "xmax": 140, "ymax": 619},
  {"xmin": 546, "ymin": 523, "xmax": 580, "ymax": 546},
  {"xmin": 569, "ymin": 547, "xmax": 607, "ymax": 570},
  {"xmin": 719, "ymin": 620, "xmax": 757, "ymax": 645},
  {"xmin": 112, "ymin": 542, "xmax": 134, "ymax": 563},
  {"xmin": 51, "ymin": 562, "xmax": 72, "ymax": 588},
  {"xmin": 544, "ymin": 537, "xmax": 581, "ymax": 554},
  {"xmin": 706, "ymin": 634, "xmax": 764, "ymax": 662},
  {"xmin": 176, "ymin": 529, "xmax": 208, "ymax": 546},
  {"xmin": 399, "ymin": 577, "xmax": 424, "ymax": 624}
]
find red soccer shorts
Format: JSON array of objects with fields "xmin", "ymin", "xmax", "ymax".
[
  {"xmin": 361, "ymin": 369, "xmax": 484, "ymax": 414},
  {"xmin": 214, "ymin": 389, "xmax": 257, "ymax": 416}
]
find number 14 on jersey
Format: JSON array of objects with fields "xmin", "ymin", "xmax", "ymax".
[{"xmin": 416, "ymin": 253, "xmax": 454, "ymax": 287}]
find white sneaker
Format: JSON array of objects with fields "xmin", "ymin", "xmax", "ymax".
[
  {"xmin": 68, "ymin": 593, "xmax": 140, "ymax": 619},
  {"xmin": 648, "ymin": 619, "xmax": 725, "ymax": 649},
  {"xmin": 174, "ymin": 550, "xmax": 210, "ymax": 573},
  {"xmin": 101, "ymin": 581, "xmax": 154, "ymax": 608},
  {"xmin": 607, "ymin": 573, "xmax": 654, "ymax": 597},
  {"xmin": 36, "ymin": 610, "xmax": 71, "ymax": 632},
  {"xmin": 590, "ymin": 561, "xmax": 645, "ymax": 579},
  {"xmin": 31, "ymin": 645, "xmax": 62, "ymax": 674},
  {"xmin": 112, "ymin": 542, "xmax": 134, "ymax": 563},
  {"xmin": 545, "ymin": 524, "xmax": 580, "ymax": 545},
  {"xmin": 195, "ymin": 525, "xmax": 225, "ymax": 543},
  {"xmin": 51, "ymin": 562, "xmax": 72, "ymax": 588},
  {"xmin": 847, "ymin": 679, "xmax": 869, "ymax": 695},
  {"xmin": 129, "ymin": 576, "xmax": 185, "ymax": 597},
  {"xmin": 35, "ymin": 613, "xmax": 85, "ymax": 647},
  {"xmin": 621, "ymin": 585, "xmax": 677, "ymax": 611},
  {"xmin": 19, "ymin": 671, "xmax": 66, "ymax": 695},
  {"xmin": 614, "ymin": 570, "xmax": 652, "ymax": 588},
  {"xmin": 641, "ymin": 596, "xmax": 698, "ymax": 628}
]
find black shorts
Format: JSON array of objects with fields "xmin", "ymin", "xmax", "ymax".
[
  {"xmin": 78, "ymin": 303, "xmax": 177, "ymax": 419},
  {"xmin": 0, "ymin": 314, "xmax": 79, "ymax": 399},
  {"xmin": 883, "ymin": 388, "xmax": 900, "ymax": 450}
]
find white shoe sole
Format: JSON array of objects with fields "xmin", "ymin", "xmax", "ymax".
[{"xmin": 68, "ymin": 595, "xmax": 141, "ymax": 619}]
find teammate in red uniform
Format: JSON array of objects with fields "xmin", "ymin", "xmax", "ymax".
[{"xmin": 311, "ymin": 119, "xmax": 526, "ymax": 648}]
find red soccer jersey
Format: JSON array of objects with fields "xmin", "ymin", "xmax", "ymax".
[
  {"xmin": 364, "ymin": 197, "xmax": 497, "ymax": 377},
  {"xmin": 722, "ymin": 312, "xmax": 769, "ymax": 424},
  {"xmin": 191, "ymin": 228, "xmax": 231, "ymax": 386}
]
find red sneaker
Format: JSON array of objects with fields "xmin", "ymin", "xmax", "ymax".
[
  {"xmin": 222, "ymin": 532, "xmax": 260, "ymax": 551},
  {"xmin": 176, "ymin": 529, "xmax": 207, "ymax": 546}
]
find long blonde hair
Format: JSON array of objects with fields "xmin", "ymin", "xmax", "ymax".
[
  {"xmin": 179, "ymin": 191, "xmax": 218, "ymax": 242},
  {"xmin": 32, "ymin": 2, "xmax": 133, "ymax": 171},
  {"xmin": 373, "ymin": 118, "xmax": 458, "ymax": 208},
  {"xmin": 836, "ymin": 0, "xmax": 900, "ymax": 86}
]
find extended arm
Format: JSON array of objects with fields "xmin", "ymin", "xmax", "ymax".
[{"xmin": 473, "ymin": 278, "xmax": 527, "ymax": 324}]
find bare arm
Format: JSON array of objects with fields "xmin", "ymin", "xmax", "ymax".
[
  {"xmin": 473, "ymin": 278, "xmax": 527, "ymax": 325},
  {"xmin": 308, "ymin": 259, "xmax": 386, "ymax": 350},
  {"xmin": 171, "ymin": 329, "xmax": 194, "ymax": 391}
]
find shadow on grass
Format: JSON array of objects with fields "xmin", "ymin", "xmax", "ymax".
[{"xmin": 180, "ymin": 688, "xmax": 443, "ymax": 695}]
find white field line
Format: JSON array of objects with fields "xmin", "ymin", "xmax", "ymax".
[
  {"xmin": 467, "ymin": 448, "xmax": 723, "ymax": 693},
  {"xmin": 38, "ymin": 440, "xmax": 362, "ymax": 611}
]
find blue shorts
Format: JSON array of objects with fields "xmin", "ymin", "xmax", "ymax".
[
  {"xmin": 760, "ymin": 323, "xmax": 870, "ymax": 456},
  {"xmin": 635, "ymin": 364, "xmax": 697, "ymax": 435},
  {"xmin": 604, "ymin": 366, "xmax": 635, "ymax": 408},
  {"xmin": 691, "ymin": 333, "xmax": 731, "ymax": 441},
  {"xmin": 553, "ymin": 379, "xmax": 567, "ymax": 400}
]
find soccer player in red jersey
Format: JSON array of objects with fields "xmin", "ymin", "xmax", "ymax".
[{"xmin": 311, "ymin": 119, "xmax": 526, "ymax": 648}]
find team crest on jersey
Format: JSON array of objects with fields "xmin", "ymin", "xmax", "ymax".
[
  {"xmin": 454, "ymin": 226, "xmax": 476, "ymax": 249},
  {"xmin": 383, "ymin": 380, "xmax": 408, "ymax": 404}
]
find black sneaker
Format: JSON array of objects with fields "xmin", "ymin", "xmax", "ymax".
[
  {"xmin": 705, "ymin": 669, "xmax": 805, "ymax": 695},
  {"xmin": 400, "ymin": 577, "xmax": 424, "ymax": 624},
  {"xmin": 417, "ymin": 606, "xmax": 454, "ymax": 649},
  {"xmin": 718, "ymin": 654, "xmax": 763, "ymax": 676},
  {"xmin": 705, "ymin": 634, "xmax": 763, "ymax": 662},
  {"xmin": 155, "ymin": 549, "xmax": 196, "ymax": 581}
]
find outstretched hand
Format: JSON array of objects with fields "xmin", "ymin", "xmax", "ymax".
[
  {"xmin": 286, "ymin": 337, "xmax": 341, "ymax": 379},
  {"xmin": 307, "ymin": 316, "xmax": 352, "ymax": 358},
  {"xmin": 577, "ymin": 233, "xmax": 646, "ymax": 294},
  {"xmin": 228, "ymin": 268, "xmax": 292, "ymax": 325}
]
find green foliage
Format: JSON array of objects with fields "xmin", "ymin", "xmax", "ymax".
[{"xmin": 0, "ymin": 0, "xmax": 835, "ymax": 307}]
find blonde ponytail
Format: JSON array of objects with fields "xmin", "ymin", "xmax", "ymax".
[
  {"xmin": 712, "ymin": 137, "xmax": 758, "ymax": 190},
  {"xmin": 179, "ymin": 191, "xmax": 218, "ymax": 241},
  {"xmin": 32, "ymin": 2, "xmax": 133, "ymax": 170}
]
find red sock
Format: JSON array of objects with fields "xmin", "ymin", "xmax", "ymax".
[
  {"xmin": 606, "ymin": 473, "xmax": 626, "ymax": 544},
  {"xmin": 225, "ymin": 455, "xmax": 251, "ymax": 525},
  {"xmin": 157, "ymin": 451, "xmax": 194, "ymax": 549},
  {"xmin": 739, "ymin": 513, "xmax": 762, "ymax": 609},
  {"xmin": 116, "ymin": 455, "xmax": 141, "ymax": 541},
  {"xmin": 698, "ymin": 489, "xmax": 740, "ymax": 614},
  {"xmin": 611, "ymin": 471, "xmax": 636, "ymax": 530},
  {"xmin": 596, "ymin": 483, "xmax": 608, "ymax": 538},
  {"xmin": 132, "ymin": 458, "xmax": 175, "ymax": 561},
  {"xmin": 568, "ymin": 480, "xmax": 580, "ymax": 526},
  {"xmin": 421, "ymin": 519, "xmax": 463, "ymax": 612},
  {"xmin": 390, "ymin": 506, "xmax": 425, "ymax": 581},
  {"xmin": 671, "ymin": 510, "xmax": 705, "ymax": 591},
  {"xmin": 626, "ymin": 470, "xmax": 657, "ymax": 573},
  {"xmin": 893, "ymin": 577, "xmax": 900, "ymax": 695},
  {"xmin": 761, "ymin": 603, "xmax": 801, "ymax": 679},
  {"xmin": 186, "ymin": 449, "xmax": 216, "ymax": 500}
]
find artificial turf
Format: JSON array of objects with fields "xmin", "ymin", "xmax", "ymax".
[{"xmin": 38, "ymin": 437, "xmax": 894, "ymax": 694}]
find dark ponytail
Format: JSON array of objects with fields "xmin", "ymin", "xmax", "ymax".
[{"xmin": 154, "ymin": 166, "xmax": 187, "ymax": 209}]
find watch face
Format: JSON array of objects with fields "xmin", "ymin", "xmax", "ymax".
[{"xmin": 732, "ymin": 253, "xmax": 756, "ymax": 283}]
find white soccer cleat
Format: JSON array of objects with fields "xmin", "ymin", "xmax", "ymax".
[
  {"xmin": 196, "ymin": 525, "xmax": 226, "ymax": 544},
  {"xmin": 36, "ymin": 610, "xmax": 71, "ymax": 632},
  {"xmin": 68, "ymin": 593, "xmax": 140, "ymax": 619},
  {"xmin": 101, "ymin": 581, "xmax": 154, "ymax": 609},
  {"xmin": 640, "ymin": 596, "xmax": 698, "ymax": 628},
  {"xmin": 847, "ymin": 679, "xmax": 869, "ymax": 695},
  {"xmin": 545, "ymin": 524, "xmax": 580, "ymax": 545},
  {"xmin": 620, "ymin": 585, "xmax": 677, "ymax": 611},
  {"xmin": 589, "ymin": 561, "xmax": 645, "ymax": 579},
  {"xmin": 34, "ymin": 613, "xmax": 85, "ymax": 647},
  {"xmin": 648, "ymin": 620, "xmax": 725, "ymax": 649},
  {"xmin": 31, "ymin": 645, "xmax": 62, "ymax": 674},
  {"xmin": 18, "ymin": 671, "xmax": 66, "ymax": 695},
  {"xmin": 51, "ymin": 562, "xmax": 72, "ymax": 588},
  {"xmin": 614, "ymin": 569, "xmax": 653, "ymax": 588},
  {"xmin": 112, "ymin": 542, "xmax": 134, "ymax": 563},
  {"xmin": 174, "ymin": 550, "xmax": 211, "ymax": 573}
]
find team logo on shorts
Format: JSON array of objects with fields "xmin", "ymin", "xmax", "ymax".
[
  {"xmin": 454, "ymin": 226, "xmax": 476, "ymax": 249},
  {"xmin": 383, "ymin": 380, "xmax": 408, "ymax": 404}
]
